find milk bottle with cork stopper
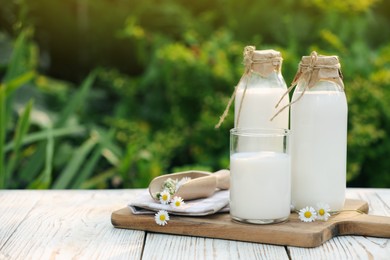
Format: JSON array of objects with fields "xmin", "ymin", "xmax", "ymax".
[
  {"xmin": 224, "ymin": 47, "xmax": 291, "ymax": 224},
  {"xmin": 234, "ymin": 47, "xmax": 289, "ymax": 130},
  {"xmin": 215, "ymin": 46, "xmax": 289, "ymax": 130},
  {"xmin": 290, "ymin": 52, "xmax": 348, "ymax": 211}
]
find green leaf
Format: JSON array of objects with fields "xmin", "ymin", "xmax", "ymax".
[
  {"xmin": 52, "ymin": 134, "xmax": 98, "ymax": 189},
  {"xmin": 4, "ymin": 125, "xmax": 85, "ymax": 152},
  {"xmin": 3, "ymin": 30, "xmax": 31, "ymax": 82},
  {"xmin": 55, "ymin": 71, "xmax": 96, "ymax": 128},
  {"xmin": 69, "ymin": 127, "xmax": 123, "ymax": 188},
  {"xmin": 27, "ymin": 128, "xmax": 54, "ymax": 190},
  {"xmin": 22, "ymin": 143, "xmax": 45, "ymax": 184},
  {"xmin": 6, "ymin": 99, "xmax": 34, "ymax": 181},
  {"xmin": 93, "ymin": 126, "xmax": 122, "ymax": 162},
  {"xmin": 3, "ymin": 71, "xmax": 35, "ymax": 97},
  {"xmin": 70, "ymin": 145, "xmax": 102, "ymax": 188},
  {"xmin": 43, "ymin": 127, "xmax": 54, "ymax": 185},
  {"xmin": 80, "ymin": 168, "xmax": 116, "ymax": 189}
]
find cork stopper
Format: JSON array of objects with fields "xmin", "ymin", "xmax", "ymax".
[
  {"xmin": 252, "ymin": 49, "xmax": 282, "ymax": 60},
  {"xmin": 243, "ymin": 46, "xmax": 282, "ymax": 77},
  {"xmin": 301, "ymin": 54, "xmax": 340, "ymax": 67},
  {"xmin": 292, "ymin": 52, "xmax": 343, "ymax": 89}
]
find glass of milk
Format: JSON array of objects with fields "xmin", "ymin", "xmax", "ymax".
[{"xmin": 229, "ymin": 128, "xmax": 291, "ymax": 224}]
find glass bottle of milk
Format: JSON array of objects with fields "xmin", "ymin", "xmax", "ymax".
[
  {"xmin": 290, "ymin": 52, "xmax": 347, "ymax": 211},
  {"xmin": 234, "ymin": 47, "xmax": 289, "ymax": 129}
]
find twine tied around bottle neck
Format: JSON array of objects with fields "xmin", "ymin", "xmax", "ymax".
[
  {"xmin": 270, "ymin": 51, "xmax": 344, "ymax": 121},
  {"xmin": 215, "ymin": 46, "xmax": 283, "ymax": 129},
  {"xmin": 243, "ymin": 46, "xmax": 256, "ymax": 74}
]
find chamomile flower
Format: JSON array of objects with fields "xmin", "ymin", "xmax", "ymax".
[
  {"xmin": 159, "ymin": 190, "xmax": 171, "ymax": 205},
  {"xmin": 171, "ymin": 196, "xmax": 185, "ymax": 209},
  {"xmin": 161, "ymin": 178, "xmax": 176, "ymax": 195},
  {"xmin": 316, "ymin": 203, "xmax": 331, "ymax": 221},
  {"xmin": 298, "ymin": 206, "xmax": 317, "ymax": 222},
  {"xmin": 155, "ymin": 210, "xmax": 170, "ymax": 226}
]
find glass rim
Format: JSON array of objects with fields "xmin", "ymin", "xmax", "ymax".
[{"xmin": 230, "ymin": 128, "xmax": 290, "ymax": 137}]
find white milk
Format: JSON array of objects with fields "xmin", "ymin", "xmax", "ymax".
[
  {"xmin": 235, "ymin": 87, "xmax": 289, "ymax": 129},
  {"xmin": 291, "ymin": 90, "xmax": 347, "ymax": 211},
  {"xmin": 230, "ymin": 152, "xmax": 291, "ymax": 221}
]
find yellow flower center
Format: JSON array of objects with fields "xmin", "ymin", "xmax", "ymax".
[
  {"xmin": 175, "ymin": 201, "xmax": 181, "ymax": 207},
  {"xmin": 304, "ymin": 211, "xmax": 312, "ymax": 218},
  {"xmin": 162, "ymin": 194, "xmax": 168, "ymax": 201},
  {"xmin": 319, "ymin": 209, "xmax": 325, "ymax": 216},
  {"xmin": 159, "ymin": 215, "xmax": 166, "ymax": 221}
]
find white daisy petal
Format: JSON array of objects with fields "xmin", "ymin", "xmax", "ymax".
[
  {"xmin": 175, "ymin": 177, "xmax": 191, "ymax": 192},
  {"xmin": 159, "ymin": 190, "xmax": 171, "ymax": 205},
  {"xmin": 298, "ymin": 206, "xmax": 317, "ymax": 222},
  {"xmin": 155, "ymin": 210, "xmax": 170, "ymax": 226},
  {"xmin": 316, "ymin": 203, "xmax": 331, "ymax": 221},
  {"xmin": 171, "ymin": 196, "xmax": 185, "ymax": 209}
]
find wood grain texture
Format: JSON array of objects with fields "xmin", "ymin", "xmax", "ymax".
[
  {"xmin": 0, "ymin": 189, "xmax": 389, "ymax": 259},
  {"xmin": 142, "ymin": 233, "xmax": 289, "ymax": 260},
  {"xmin": 287, "ymin": 189, "xmax": 390, "ymax": 259},
  {"xmin": 0, "ymin": 190, "xmax": 145, "ymax": 259},
  {"xmin": 112, "ymin": 199, "xmax": 390, "ymax": 248},
  {"xmin": 0, "ymin": 191, "xmax": 43, "ymax": 252}
]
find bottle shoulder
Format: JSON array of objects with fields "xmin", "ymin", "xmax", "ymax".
[
  {"xmin": 239, "ymin": 71, "xmax": 287, "ymax": 89},
  {"xmin": 294, "ymin": 80, "xmax": 344, "ymax": 93}
]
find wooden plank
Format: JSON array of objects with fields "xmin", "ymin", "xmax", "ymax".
[
  {"xmin": 0, "ymin": 190, "xmax": 145, "ymax": 259},
  {"xmin": 0, "ymin": 190, "xmax": 43, "ymax": 252},
  {"xmin": 354, "ymin": 188, "xmax": 390, "ymax": 217},
  {"xmin": 288, "ymin": 236, "xmax": 367, "ymax": 259},
  {"xmin": 112, "ymin": 199, "xmax": 390, "ymax": 247},
  {"xmin": 287, "ymin": 189, "xmax": 390, "ymax": 259},
  {"xmin": 142, "ymin": 233, "xmax": 289, "ymax": 259}
]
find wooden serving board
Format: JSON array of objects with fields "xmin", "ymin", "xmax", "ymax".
[{"xmin": 111, "ymin": 199, "xmax": 390, "ymax": 248}]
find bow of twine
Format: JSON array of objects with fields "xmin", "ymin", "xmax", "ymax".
[{"xmin": 269, "ymin": 51, "xmax": 319, "ymax": 121}]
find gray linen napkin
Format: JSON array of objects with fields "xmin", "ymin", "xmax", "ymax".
[{"xmin": 129, "ymin": 189, "xmax": 230, "ymax": 216}]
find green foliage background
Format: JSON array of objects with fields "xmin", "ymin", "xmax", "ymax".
[{"xmin": 0, "ymin": 0, "xmax": 389, "ymax": 188}]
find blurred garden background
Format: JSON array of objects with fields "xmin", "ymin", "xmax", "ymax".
[{"xmin": 0, "ymin": 0, "xmax": 389, "ymax": 189}]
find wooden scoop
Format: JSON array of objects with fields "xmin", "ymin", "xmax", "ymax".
[{"xmin": 148, "ymin": 169, "xmax": 230, "ymax": 201}]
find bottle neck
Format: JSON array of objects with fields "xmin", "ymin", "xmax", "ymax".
[
  {"xmin": 242, "ymin": 70, "xmax": 286, "ymax": 89},
  {"xmin": 246, "ymin": 60, "xmax": 282, "ymax": 78}
]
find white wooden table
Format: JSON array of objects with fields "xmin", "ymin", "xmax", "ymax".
[{"xmin": 1, "ymin": 188, "xmax": 389, "ymax": 259}]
